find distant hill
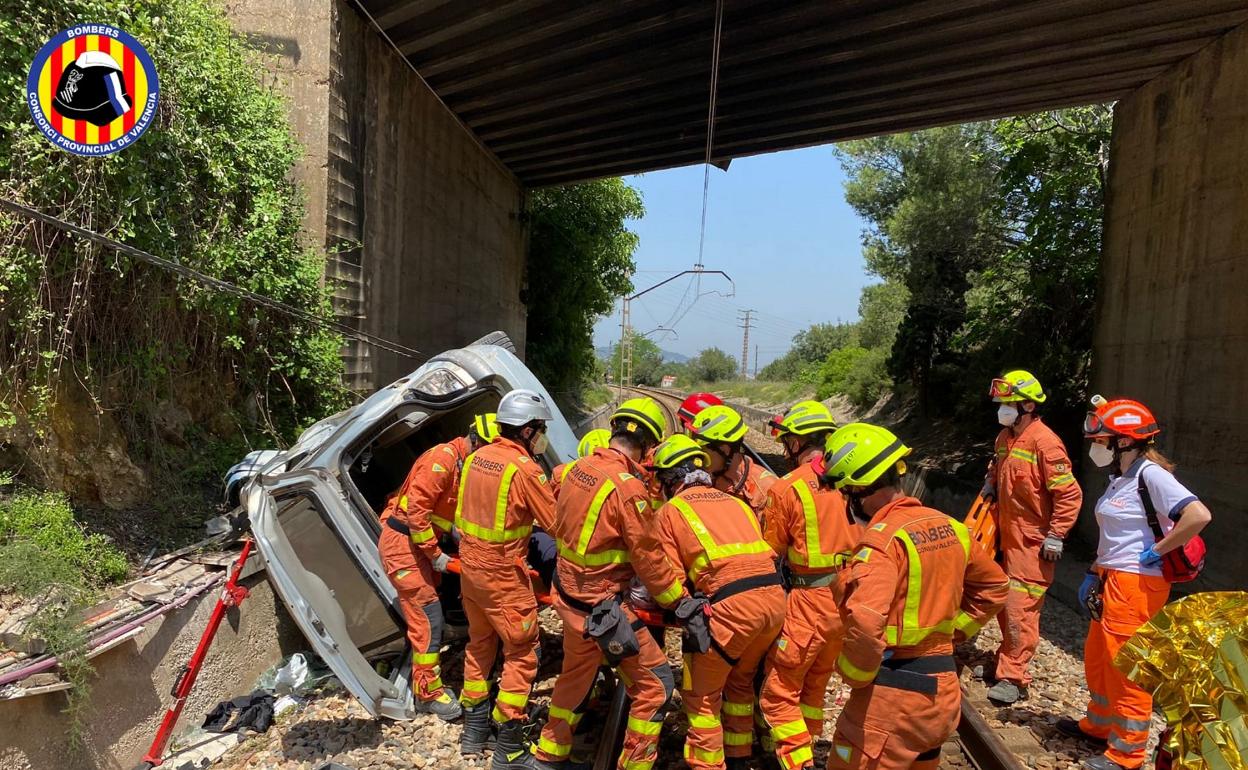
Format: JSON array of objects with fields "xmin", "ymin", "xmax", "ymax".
[{"xmin": 596, "ymin": 345, "xmax": 689, "ymax": 363}]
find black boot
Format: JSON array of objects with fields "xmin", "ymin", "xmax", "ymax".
[
  {"xmin": 460, "ymin": 701, "xmax": 493, "ymax": 755},
  {"xmin": 491, "ymin": 719, "xmax": 536, "ymax": 770}
]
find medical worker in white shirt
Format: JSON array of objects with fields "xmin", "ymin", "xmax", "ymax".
[{"xmin": 1056, "ymin": 396, "xmax": 1212, "ymax": 770}]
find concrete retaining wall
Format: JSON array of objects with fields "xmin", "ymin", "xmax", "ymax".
[
  {"xmin": 0, "ymin": 575, "xmax": 301, "ymax": 770},
  {"xmin": 227, "ymin": 0, "xmax": 529, "ymax": 392},
  {"xmin": 1087, "ymin": 22, "xmax": 1248, "ymax": 589}
]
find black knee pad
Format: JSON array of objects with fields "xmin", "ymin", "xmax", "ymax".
[
  {"xmin": 422, "ymin": 601, "xmax": 444, "ymax": 652},
  {"xmin": 652, "ymin": 663, "xmax": 676, "ymax": 711}
]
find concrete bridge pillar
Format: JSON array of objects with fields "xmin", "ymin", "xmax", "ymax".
[{"xmin": 1088, "ymin": 22, "xmax": 1248, "ymax": 589}]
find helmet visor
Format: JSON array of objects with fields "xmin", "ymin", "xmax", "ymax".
[
  {"xmin": 988, "ymin": 378, "xmax": 1015, "ymax": 400},
  {"xmin": 1083, "ymin": 411, "xmax": 1109, "ymax": 437},
  {"xmin": 767, "ymin": 414, "xmax": 786, "ymax": 439}
]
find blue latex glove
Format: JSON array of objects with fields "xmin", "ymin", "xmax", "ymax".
[
  {"xmin": 1078, "ymin": 572, "xmax": 1097, "ymax": 611},
  {"xmin": 1139, "ymin": 544, "xmax": 1164, "ymax": 566}
]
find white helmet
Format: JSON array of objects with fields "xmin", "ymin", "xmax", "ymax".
[{"xmin": 495, "ymin": 389, "xmax": 553, "ymax": 426}]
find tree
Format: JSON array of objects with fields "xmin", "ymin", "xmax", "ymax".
[
  {"xmin": 689, "ymin": 348, "xmax": 739, "ymax": 383},
  {"xmin": 525, "ymin": 179, "xmax": 644, "ymax": 399},
  {"xmin": 791, "ymin": 322, "xmax": 860, "ymax": 363},
  {"xmin": 857, "ymin": 281, "xmax": 909, "ymax": 350},
  {"xmin": 605, "ymin": 332, "xmax": 664, "ymax": 386}
]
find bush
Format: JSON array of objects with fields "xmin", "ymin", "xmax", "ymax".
[
  {"xmin": 814, "ymin": 346, "xmax": 891, "ymax": 410},
  {"xmin": 0, "ymin": 490, "xmax": 129, "ymax": 591}
]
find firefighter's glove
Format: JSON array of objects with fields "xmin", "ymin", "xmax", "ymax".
[
  {"xmin": 1078, "ymin": 572, "xmax": 1100, "ymax": 620},
  {"xmin": 432, "ymin": 553, "xmax": 451, "ymax": 573},
  {"xmin": 1041, "ymin": 534, "xmax": 1063, "ymax": 561},
  {"xmin": 675, "ymin": 595, "xmax": 711, "ymax": 655},
  {"xmin": 979, "ymin": 478, "xmax": 996, "ymax": 502}
]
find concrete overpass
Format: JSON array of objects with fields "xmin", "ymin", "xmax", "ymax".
[{"xmin": 229, "ymin": 0, "xmax": 1248, "ymax": 587}]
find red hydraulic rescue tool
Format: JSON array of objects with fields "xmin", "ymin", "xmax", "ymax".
[{"xmin": 136, "ymin": 539, "xmax": 254, "ymax": 769}]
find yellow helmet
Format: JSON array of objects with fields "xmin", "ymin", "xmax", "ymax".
[
  {"xmin": 649, "ymin": 434, "xmax": 710, "ymax": 471},
  {"xmin": 821, "ymin": 422, "xmax": 911, "ymax": 489},
  {"xmin": 610, "ymin": 398, "xmax": 667, "ymax": 444},
  {"xmin": 470, "ymin": 413, "xmax": 499, "ymax": 443},
  {"xmin": 767, "ymin": 400, "xmax": 837, "ymax": 438},
  {"xmin": 577, "ymin": 428, "xmax": 611, "ymax": 458},
  {"xmin": 989, "ymin": 369, "xmax": 1046, "ymax": 404},
  {"xmin": 689, "ymin": 405, "xmax": 748, "ymax": 445}
]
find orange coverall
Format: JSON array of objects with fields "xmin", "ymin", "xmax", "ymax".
[
  {"xmin": 715, "ymin": 453, "xmax": 777, "ymax": 518},
  {"xmin": 535, "ymin": 448, "xmax": 687, "ymax": 769},
  {"xmin": 656, "ymin": 486, "xmax": 786, "ymax": 770},
  {"xmin": 1079, "ymin": 569, "xmax": 1169, "ymax": 768},
  {"xmin": 830, "ymin": 497, "xmax": 1008, "ymax": 770},
  {"xmin": 991, "ymin": 419, "xmax": 1081, "ymax": 686},
  {"xmin": 759, "ymin": 461, "xmax": 863, "ymax": 770},
  {"xmin": 377, "ymin": 437, "xmax": 468, "ymax": 701},
  {"xmin": 455, "ymin": 436, "xmax": 557, "ymax": 722}
]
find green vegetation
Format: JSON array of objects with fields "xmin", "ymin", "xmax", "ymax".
[
  {"xmin": 690, "ymin": 379, "xmax": 814, "ymax": 406},
  {"xmin": 604, "ymin": 331, "xmax": 665, "ymax": 387},
  {"xmin": 526, "ymin": 179, "xmax": 644, "ymax": 401},
  {"xmin": 686, "ymin": 347, "xmax": 738, "ymax": 383},
  {"xmin": 0, "ymin": 0, "xmax": 348, "ymax": 498}
]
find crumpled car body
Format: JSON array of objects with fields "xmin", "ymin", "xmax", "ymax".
[{"xmin": 241, "ymin": 332, "xmax": 575, "ymax": 719}]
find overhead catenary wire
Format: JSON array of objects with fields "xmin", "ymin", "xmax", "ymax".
[{"xmin": 0, "ymin": 198, "xmax": 428, "ymax": 362}]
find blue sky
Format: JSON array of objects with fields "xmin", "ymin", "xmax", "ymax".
[{"xmin": 592, "ymin": 145, "xmax": 875, "ymax": 370}]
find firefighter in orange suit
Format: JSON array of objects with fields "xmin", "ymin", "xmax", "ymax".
[
  {"xmin": 758, "ymin": 401, "xmax": 859, "ymax": 770},
  {"xmin": 984, "ymin": 370, "xmax": 1082, "ymax": 704},
  {"xmin": 377, "ymin": 412, "xmax": 499, "ymax": 721},
  {"xmin": 689, "ymin": 404, "xmax": 777, "ymax": 518},
  {"xmin": 456, "ymin": 389, "xmax": 558, "ymax": 769},
  {"xmin": 532, "ymin": 399, "xmax": 686, "ymax": 770},
  {"xmin": 550, "ymin": 428, "xmax": 611, "ymax": 500},
  {"xmin": 825, "ymin": 423, "xmax": 1009, "ymax": 770},
  {"xmin": 650, "ymin": 435, "xmax": 786, "ymax": 770}
]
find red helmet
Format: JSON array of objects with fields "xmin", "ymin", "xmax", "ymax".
[
  {"xmin": 1083, "ymin": 396, "xmax": 1160, "ymax": 441},
  {"xmin": 677, "ymin": 392, "xmax": 723, "ymax": 429}
]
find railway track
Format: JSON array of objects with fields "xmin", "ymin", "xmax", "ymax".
[{"xmin": 601, "ymin": 385, "xmax": 1024, "ymax": 770}]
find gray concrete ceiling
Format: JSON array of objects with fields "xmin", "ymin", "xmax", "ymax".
[{"xmin": 355, "ymin": 0, "xmax": 1248, "ymax": 186}]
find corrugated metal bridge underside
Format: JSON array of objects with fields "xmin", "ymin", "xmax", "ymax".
[{"xmin": 355, "ymin": 0, "xmax": 1248, "ymax": 187}]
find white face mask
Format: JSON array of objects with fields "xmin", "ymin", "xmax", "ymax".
[
  {"xmin": 997, "ymin": 404, "xmax": 1020, "ymax": 427},
  {"xmin": 531, "ymin": 431, "xmax": 549, "ymax": 456},
  {"xmin": 1088, "ymin": 442, "xmax": 1115, "ymax": 468}
]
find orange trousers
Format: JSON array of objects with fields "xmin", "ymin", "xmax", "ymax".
[
  {"xmin": 760, "ymin": 586, "xmax": 844, "ymax": 770},
  {"xmin": 535, "ymin": 599, "xmax": 673, "ymax": 769},
  {"xmin": 379, "ymin": 527, "xmax": 445, "ymax": 701},
  {"xmin": 683, "ymin": 585, "xmax": 786, "ymax": 770},
  {"xmin": 827, "ymin": 669, "xmax": 959, "ymax": 770},
  {"xmin": 994, "ymin": 571, "xmax": 1049, "ymax": 687},
  {"xmin": 1079, "ymin": 569, "xmax": 1169, "ymax": 769},
  {"xmin": 459, "ymin": 565, "xmax": 539, "ymax": 723}
]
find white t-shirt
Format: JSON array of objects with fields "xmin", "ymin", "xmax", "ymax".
[{"xmin": 1094, "ymin": 458, "xmax": 1199, "ymax": 575}]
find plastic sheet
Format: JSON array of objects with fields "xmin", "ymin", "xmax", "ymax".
[{"xmin": 1115, "ymin": 591, "xmax": 1248, "ymax": 769}]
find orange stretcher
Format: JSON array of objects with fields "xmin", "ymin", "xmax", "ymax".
[{"xmin": 965, "ymin": 494, "xmax": 999, "ymax": 559}]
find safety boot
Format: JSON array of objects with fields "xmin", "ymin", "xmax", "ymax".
[
  {"xmin": 460, "ymin": 701, "xmax": 493, "ymax": 755},
  {"xmin": 726, "ymin": 758, "xmax": 753, "ymax": 770},
  {"xmin": 491, "ymin": 719, "xmax": 536, "ymax": 770},
  {"xmin": 416, "ymin": 689, "xmax": 462, "ymax": 722},
  {"xmin": 1082, "ymin": 756, "xmax": 1128, "ymax": 770},
  {"xmin": 986, "ymin": 679, "xmax": 1027, "ymax": 704},
  {"xmin": 1055, "ymin": 717, "xmax": 1107, "ymax": 746}
]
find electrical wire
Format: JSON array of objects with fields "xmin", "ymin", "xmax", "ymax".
[
  {"xmin": 0, "ymin": 198, "xmax": 428, "ymax": 361},
  {"xmin": 695, "ymin": 0, "xmax": 725, "ymax": 271}
]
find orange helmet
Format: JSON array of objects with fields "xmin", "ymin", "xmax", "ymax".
[
  {"xmin": 677, "ymin": 392, "xmax": 723, "ymax": 430},
  {"xmin": 1083, "ymin": 395, "xmax": 1160, "ymax": 441}
]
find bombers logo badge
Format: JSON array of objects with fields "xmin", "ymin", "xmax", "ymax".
[{"xmin": 26, "ymin": 24, "xmax": 159, "ymax": 156}]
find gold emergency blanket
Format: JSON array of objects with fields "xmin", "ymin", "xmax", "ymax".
[{"xmin": 1114, "ymin": 591, "xmax": 1248, "ymax": 770}]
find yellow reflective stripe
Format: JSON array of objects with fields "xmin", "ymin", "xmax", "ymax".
[
  {"xmin": 557, "ymin": 542, "xmax": 630, "ymax": 566},
  {"xmin": 654, "ymin": 579, "xmax": 683, "ymax": 607},
  {"xmin": 799, "ymin": 703, "xmax": 823, "ymax": 721},
  {"xmin": 627, "ymin": 716, "xmax": 663, "ymax": 735},
  {"xmin": 621, "ymin": 759, "xmax": 656, "ymax": 770},
  {"xmin": 687, "ymin": 712, "xmax": 721, "ymax": 729},
  {"xmin": 723, "ymin": 731, "xmax": 754, "ymax": 746},
  {"xmin": 837, "ymin": 652, "xmax": 878, "ymax": 683},
  {"xmin": 413, "ymin": 652, "xmax": 439, "ymax": 664},
  {"xmin": 722, "ymin": 701, "xmax": 753, "ymax": 717},
  {"xmin": 462, "ymin": 678, "xmax": 488, "ymax": 693},
  {"xmin": 789, "ymin": 481, "xmax": 847, "ymax": 568},
  {"xmin": 537, "ymin": 736, "xmax": 572, "ymax": 758},
  {"xmin": 683, "ymin": 744, "xmax": 725, "ymax": 763},
  {"xmin": 951, "ymin": 518, "xmax": 971, "ymax": 561},
  {"xmin": 576, "ymin": 479, "xmax": 616, "ymax": 553},
  {"xmin": 560, "ymin": 462, "xmax": 575, "ymax": 482},
  {"xmin": 894, "ymin": 529, "xmax": 925, "ymax": 645},
  {"xmin": 770, "ymin": 719, "xmax": 808, "ymax": 740},
  {"xmin": 494, "ymin": 462, "xmax": 519, "ymax": 532},
  {"xmin": 787, "ymin": 746, "xmax": 815, "ymax": 768},
  {"xmin": 431, "ymin": 514, "xmax": 453, "ymax": 532},
  {"xmin": 670, "ymin": 497, "xmax": 772, "ymax": 581},
  {"xmin": 1009, "ymin": 448, "xmax": 1037, "ymax": 464},
  {"xmin": 410, "ymin": 527, "xmax": 435, "ymax": 544},
  {"xmin": 1009, "ymin": 578, "xmax": 1047, "ymax": 597},
  {"xmin": 399, "ymin": 495, "xmax": 409, "ymax": 511},
  {"xmin": 549, "ymin": 705, "xmax": 582, "ymax": 725},
  {"xmin": 953, "ymin": 610, "xmax": 982, "ymax": 637},
  {"xmin": 456, "ymin": 462, "xmax": 531, "ymax": 542},
  {"xmin": 1047, "ymin": 473, "xmax": 1074, "ymax": 489},
  {"xmin": 427, "ymin": 676, "xmax": 443, "ymax": 690},
  {"xmin": 496, "ymin": 689, "xmax": 529, "ymax": 708}
]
